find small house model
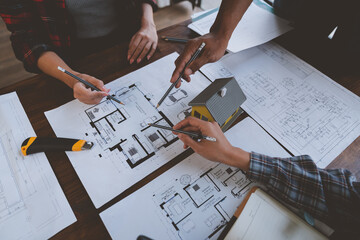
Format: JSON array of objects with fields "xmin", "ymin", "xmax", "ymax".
[{"xmin": 188, "ymin": 77, "xmax": 246, "ymax": 131}]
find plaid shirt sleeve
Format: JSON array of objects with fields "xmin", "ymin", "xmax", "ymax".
[
  {"xmin": 247, "ymin": 152, "xmax": 360, "ymax": 234},
  {"xmin": 0, "ymin": 0, "xmax": 54, "ymax": 73}
]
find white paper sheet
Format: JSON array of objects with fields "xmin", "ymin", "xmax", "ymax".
[
  {"xmin": 0, "ymin": 92, "xmax": 76, "ymax": 240},
  {"xmin": 225, "ymin": 189, "xmax": 326, "ymax": 240},
  {"xmin": 45, "ymin": 53, "xmax": 211, "ymax": 208},
  {"xmin": 200, "ymin": 42, "xmax": 360, "ymax": 168},
  {"xmin": 100, "ymin": 117, "xmax": 290, "ymax": 240},
  {"xmin": 188, "ymin": 3, "xmax": 293, "ymax": 53}
]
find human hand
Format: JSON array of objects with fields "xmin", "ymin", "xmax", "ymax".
[
  {"xmin": 170, "ymin": 32, "xmax": 228, "ymax": 88},
  {"xmin": 127, "ymin": 22, "xmax": 158, "ymax": 64},
  {"xmin": 72, "ymin": 73, "xmax": 110, "ymax": 105},
  {"xmin": 173, "ymin": 117, "xmax": 250, "ymax": 170}
]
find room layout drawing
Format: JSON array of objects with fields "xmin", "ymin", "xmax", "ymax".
[
  {"xmin": 153, "ymin": 163, "xmax": 253, "ymax": 240},
  {"xmin": 45, "ymin": 52, "xmax": 213, "ymax": 208},
  {"xmin": 200, "ymin": 42, "xmax": 360, "ymax": 168},
  {"xmin": 84, "ymin": 84, "xmax": 178, "ymax": 169},
  {"xmin": 99, "ymin": 117, "xmax": 291, "ymax": 240}
]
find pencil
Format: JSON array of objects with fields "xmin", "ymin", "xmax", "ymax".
[
  {"xmin": 161, "ymin": 36, "xmax": 189, "ymax": 43},
  {"xmin": 148, "ymin": 123, "xmax": 216, "ymax": 142},
  {"xmin": 156, "ymin": 42, "xmax": 206, "ymax": 108},
  {"xmin": 57, "ymin": 67, "xmax": 124, "ymax": 105}
]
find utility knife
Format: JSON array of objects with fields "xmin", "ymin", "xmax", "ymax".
[{"xmin": 21, "ymin": 137, "xmax": 94, "ymax": 156}]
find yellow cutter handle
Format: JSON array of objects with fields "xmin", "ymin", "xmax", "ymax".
[{"xmin": 21, "ymin": 137, "xmax": 90, "ymax": 156}]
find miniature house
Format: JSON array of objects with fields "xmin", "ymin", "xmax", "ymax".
[{"xmin": 188, "ymin": 77, "xmax": 246, "ymax": 131}]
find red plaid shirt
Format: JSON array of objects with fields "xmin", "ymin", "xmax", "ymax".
[{"xmin": 0, "ymin": 0, "xmax": 157, "ymax": 73}]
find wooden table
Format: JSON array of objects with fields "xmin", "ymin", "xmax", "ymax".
[{"xmin": 0, "ymin": 20, "xmax": 359, "ymax": 239}]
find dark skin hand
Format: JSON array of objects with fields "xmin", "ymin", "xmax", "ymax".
[{"xmin": 170, "ymin": 0, "xmax": 252, "ymax": 88}]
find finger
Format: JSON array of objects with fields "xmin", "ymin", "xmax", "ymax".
[
  {"xmin": 182, "ymin": 74, "xmax": 191, "ymax": 82},
  {"xmin": 130, "ymin": 38, "xmax": 147, "ymax": 64},
  {"xmin": 172, "ymin": 126, "xmax": 199, "ymax": 135},
  {"xmin": 83, "ymin": 76, "xmax": 108, "ymax": 93},
  {"xmin": 146, "ymin": 43, "xmax": 157, "ymax": 60},
  {"xmin": 74, "ymin": 84, "xmax": 107, "ymax": 104},
  {"xmin": 173, "ymin": 117, "xmax": 207, "ymax": 130},
  {"xmin": 175, "ymin": 80, "xmax": 182, "ymax": 88},
  {"xmin": 128, "ymin": 34, "xmax": 142, "ymax": 62},
  {"xmin": 187, "ymin": 54, "xmax": 209, "ymax": 74},
  {"xmin": 178, "ymin": 134, "xmax": 201, "ymax": 152},
  {"xmin": 137, "ymin": 42, "xmax": 152, "ymax": 63},
  {"xmin": 179, "ymin": 126, "xmax": 200, "ymax": 133},
  {"xmin": 170, "ymin": 40, "xmax": 201, "ymax": 84},
  {"xmin": 89, "ymin": 91, "xmax": 108, "ymax": 103}
]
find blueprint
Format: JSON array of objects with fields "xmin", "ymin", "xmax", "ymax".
[
  {"xmin": 100, "ymin": 117, "xmax": 290, "ymax": 240},
  {"xmin": 188, "ymin": 3, "xmax": 292, "ymax": 53},
  {"xmin": 45, "ymin": 53, "xmax": 211, "ymax": 208},
  {"xmin": 200, "ymin": 42, "xmax": 360, "ymax": 168},
  {"xmin": 0, "ymin": 92, "xmax": 76, "ymax": 240}
]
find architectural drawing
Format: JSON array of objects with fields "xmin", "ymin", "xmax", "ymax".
[
  {"xmin": 200, "ymin": 42, "xmax": 360, "ymax": 168},
  {"xmin": 164, "ymin": 89, "xmax": 188, "ymax": 106},
  {"xmin": 0, "ymin": 132, "xmax": 27, "ymax": 222},
  {"xmin": 0, "ymin": 92, "xmax": 75, "ymax": 240},
  {"xmin": 84, "ymin": 84, "xmax": 177, "ymax": 169},
  {"xmin": 45, "ymin": 53, "xmax": 212, "ymax": 208},
  {"xmin": 100, "ymin": 117, "xmax": 291, "ymax": 240},
  {"xmin": 154, "ymin": 164, "xmax": 253, "ymax": 239}
]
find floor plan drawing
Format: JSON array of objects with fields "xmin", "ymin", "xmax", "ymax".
[
  {"xmin": 84, "ymin": 84, "xmax": 177, "ymax": 169},
  {"xmin": 201, "ymin": 42, "xmax": 360, "ymax": 168},
  {"xmin": 0, "ymin": 92, "xmax": 76, "ymax": 240},
  {"xmin": 45, "ymin": 53, "xmax": 212, "ymax": 208},
  {"xmin": 100, "ymin": 117, "xmax": 291, "ymax": 240},
  {"xmin": 153, "ymin": 164, "xmax": 253, "ymax": 240}
]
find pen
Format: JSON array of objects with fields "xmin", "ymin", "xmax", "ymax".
[
  {"xmin": 57, "ymin": 66, "xmax": 124, "ymax": 105},
  {"xmin": 148, "ymin": 123, "xmax": 216, "ymax": 142},
  {"xmin": 156, "ymin": 42, "xmax": 206, "ymax": 108},
  {"xmin": 161, "ymin": 36, "xmax": 189, "ymax": 43}
]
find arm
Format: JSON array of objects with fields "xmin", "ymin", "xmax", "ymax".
[
  {"xmin": 171, "ymin": 0, "xmax": 253, "ymax": 87},
  {"xmin": 0, "ymin": 1, "xmax": 52, "ymax": 73},
  {"xmin": 248, "ymin": 153, "xmax": 360, "ymax": 233},
  {"xmin": 127, "ymin": 3, "xmax": 158, "ymax": 64},
  {"xmin": 173, "ymin": 117, "xmax": 360, "ymax": 233},
  {"xmin": 0, "ymin": 2, "xmax": 108, "ymax": 104},
  {"xmin": 37, "ymin": 52, "xmax": 109, "ymax": 104}
]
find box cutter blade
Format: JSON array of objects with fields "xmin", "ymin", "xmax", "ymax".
[{"xmin": 21, "ymin": 137, "xmax": 94, "ymax": 156}]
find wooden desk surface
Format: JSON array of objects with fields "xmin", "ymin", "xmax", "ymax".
[{"xmin": 0, "ymin": 20, "xmax": 359, "ymax": 239}]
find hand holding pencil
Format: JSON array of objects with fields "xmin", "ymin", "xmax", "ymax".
[
  {"xmin": 157, "ymin": 42, "xmax": 205, "ymax": 108},
  {"xmin": 72, "ymin": 73, "xmax": 110, "ymax": 104},
  {"xmin": 173, "ymin": 117, "xmax": 250, "ymax": 169},
  {"xmin": 58, "ymin": 67, "xmax": 124, "ymax": 105}
]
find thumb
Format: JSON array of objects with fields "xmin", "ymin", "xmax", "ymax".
[{"xmin": 85, "ymin": 76, "xmax": 108, "ymax": 92}]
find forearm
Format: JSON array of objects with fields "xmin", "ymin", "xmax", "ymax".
[
  {"xmin": 246, "ymin": 153, "xmax": 360, "ymax": 229},
  {"xmin": 226, "ymin": 147, "xmax": 251, "ymax": 171},
  {"xmin": 210, "ymin": 0, "xmax": 253, "ymax": 41},
  {"xmin": 141, "ymin": 3, "xmax": 155, "ymax": 28},
  {"xmin": 37, "ymin": 51, "xmax": 77, "ymax": 88},
  {"xmin": 37, "ymin": 51, "xmax": 108, "ymax": 104}
]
